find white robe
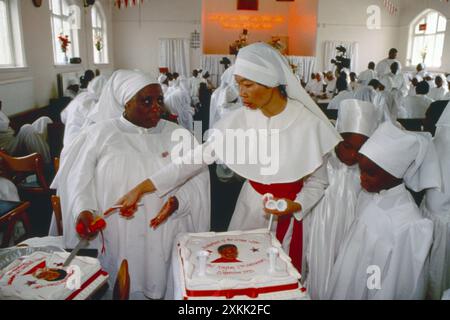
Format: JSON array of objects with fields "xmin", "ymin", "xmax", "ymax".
[
  {"xmin": 428, "ymin": 86, "xmax": 448, "ymax": 101},
  {"xmin": 399, "ymin": 95, "xmax": 433, "ymax": 119},
  {"xmin": 0, "ymin": 111, "xmax": 52, "ymax": 163},
  {"xmin": 50, "ymin": 117, "xmax": 210, "ymax": 299},
  {"xmin": 0, "ymin": 177, "xmax": 19, "ymax": 201},
  {"xmin": 326, "ymin": 184, "xmax": 433, "ymax": 300},
  {"xmin": 420, "ymin": 126, "xmax": 450, "ymax": 300},
  {"xmin": 306, "ymin": 154, "xmax": 361, "ymax": 300},
  {"xmin": 376, "ymin": 58, "xmax": 402, "ymax": 78},
  {"xmin": 61, "ymin": 92, "xmax": 98, "ymax": 147},
  {"xmin": 310, "ymin": 79, "xmax": 325, "ymax": 96},
  {"xmin": 327, "ymin": 91, "xmax": 354, "ymax": 110},
  {"xmin": 164, "ymin": 87, "xmax": 195, "ymax": 132},
  {"xmin": 380, "ymin": 73, "xmax": 408, "ymax": 96},
  {"xmin": 358, "ymin": 69, "xmax": 377, "ymax": 86}
]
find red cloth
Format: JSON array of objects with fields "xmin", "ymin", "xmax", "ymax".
[{"xmin": 249, "ymin": 180, "xmax": 304, "ymax": 273}]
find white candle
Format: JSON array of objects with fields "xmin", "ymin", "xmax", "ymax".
[
  {"xmin": 266, "ymin": 247, "xmax": 279, "ymax": 273},
  {"xmin": 197, "ymin": 250, "xmax": 210, "ymax": 276}
]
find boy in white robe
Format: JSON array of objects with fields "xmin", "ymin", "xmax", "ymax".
[
  {"xmin": 421, "ymin": 103, "xmax": 450, "ymax": 300},
  {"xmin": 326, "ymin": 121, "xmax": 440, "ymax": 300},
  {"xmin": 376, "ymin": 48, "xmax": 402, "ymax": 78},
  {"xmin": 358, "ymin": 62, "xmax": 377, "ymax": 86},
  {"xmin": 306, "ymin": 99, "xmax": 379, "ymax": 300},
  {"xmin": 400, "ymin": 81, "xmax": 433, "ymax": 119},
  {"xmin": 51, "ymin": 70, "xmax": 210, "ymax": 299}
]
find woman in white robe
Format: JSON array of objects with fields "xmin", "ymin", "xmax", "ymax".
[
  {"xmin": 306, "ymin": 100, "xmax": 379, "ymax": 300},
  {"xmin": 61, "ymin": 75, "xmax": 107, "ymax": 146},
  {"xmin": 326, "ymin": 121, "xmax": 440, "ymax": 300},
  {"xmin": 116, "ymin": 43, "xmax": 342, "ymax": 274},
  {"xmin": 421, "ymin": 103, "xmax": 450, "ymax": 299},
  {"xmin": 51, "ymin": 71, "xmax": 210, "ymax": 299}
]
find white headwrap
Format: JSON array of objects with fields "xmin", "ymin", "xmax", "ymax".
[
  {"xmin": 360, "ymin": 121, "xmax": 441, "ymax": 192},
  {"xmin": 158, "ymin": 74, "xmax": 168, "ymax": 84},
  {"xmin": 353, "ymin": 86, "xmax": 376, "ymax": 103},
  {"xmin": 233, "ymin": 42, "xmax": 337, "ymax": 132},
  {"xmin": 336, "ymin": 99, "xmax": 379, "ymax": 137},
  {"xmin": 87, "ymin": 75, "xmax": 108, "ymax": 98},
  {"xmin": 87, "ymin": 70, "xmax": 156, "ymax": 123}
]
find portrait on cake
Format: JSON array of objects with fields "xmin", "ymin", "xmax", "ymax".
[
  {"xmin": 34, "ymin": 268, "xmax": 68, "ymax": 282},
  {"xmin": 211, "ymin": 244, "xmax": 242, "ymax": 264}
]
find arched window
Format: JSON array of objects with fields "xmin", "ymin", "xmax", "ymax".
[
  {"xmin": 408, "ymin": 9, "xmax": 447, "ymax": 68},
  {"xmin": 91, "ymin": 3, "xmax": 108, "ymax": 64},
  {"xmin": 0, "ymin": 0, "xmax": 25, "ymax": 68},
  {"xmin": 50, "ymin": 0, "xmax": 80, "ymax": 65}
]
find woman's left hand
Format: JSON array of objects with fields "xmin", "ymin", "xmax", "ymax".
[
  {"xmin": 150, "ymin": 196, "xmax": 179, "ymax": 229},
  {"xmin": 263, "ymin": 197, "xmax": 302, "ymax": 217}
]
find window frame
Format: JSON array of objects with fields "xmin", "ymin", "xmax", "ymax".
[
  {"xmin": 0, "ymin": 0, "xmax": 26, "ymax": 69},
  {"xmin": 407, "ymin": 9, "xmax": 447, "ymax": 69},
  {"xmin": 91, "ymin": 2, "xmax": 109, "ymax": 65},
  {"xmin": 49, "ymin": 0, "xmax": 81, "ymax": 65}
]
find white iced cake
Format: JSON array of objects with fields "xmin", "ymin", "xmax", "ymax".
[
  {"xmin": 176, "ymin": 229, "xmax": 308, "ymax": 300},
  {"xmin": 0, "ymin": 252, "xmax": 108, "ymax": 300}
]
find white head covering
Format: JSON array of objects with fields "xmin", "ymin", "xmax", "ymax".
[
  {"xmin": 87, "ymin": 75, "xmax": 107, "ymax": 98},
  {"xmin": 158, "ymin": 74, "xmax": 168, "ymax": 84},
  {"xmin": 336, "ymin": 99, "xmax": 379, "ymax": 136},
  {"xmin": 87, "ymin": 70, "xmax": 156, "ymax": 123},
  {"xmin": 233, "ymin": 42, "xmax": 338, "ymax": 133},
  {"xmin": 359, "ymin": 121, "xmax": 441, "ymax": 192},
  {"xmin": 354, "ymin": 86, "xmax": 376, "ymax": 103},
  {"xmin": 224, "ymin": 85, "xmax": 239, "ymax": 104}
]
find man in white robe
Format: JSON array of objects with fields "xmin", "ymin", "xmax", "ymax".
[
  {"xmin": 380, "ymin": 62, "xmax": 408, "ymax": 97},
  {"xmin": 376, "ymin": 48, "xmax": 402, "ymax": 78},
  {"xmin": 51, "ymin": 71, "xmax": 210, "ymax": 299},
  {"xmin": 324, "ymin": 72, "xmax": 337, "ymax": 98},
  {"xmin": 400, "ymin": 81, "xmax": 434, "ymax": 119},
  {"xmin": 188, "ymin": 70, "xmax": 202, "ymax": 106},
  {"xmin": 61, "ymin": 75, "xmax": 107, "ymax": 147},
  {"xmin": 310, "ymin": 73, "xmax": 325, "ymax": 97},
  {"xmin": 305, "ymin": 73, "xmax": 316, "ymax": 93},
  {"xmin": 306, "ymin": 99, "xmax": 379, "ymax": 300},
  {"xmin": 421, "ymin": 103, "xmax": 450, "ymax": 300},
  {"xmin": 0, "ymin": 101, "xmax": 52, "ymax": 164},
  {"xmin": 116, "ymin": 43, "xmax": 342, "ymax": 275},
  {"xmin": 326, "ymin": 121, "xmax": 440, "ymax": 300},
  {"xmin": 358, "ymin": 62, "xmax": 377, "ymax": 86}
]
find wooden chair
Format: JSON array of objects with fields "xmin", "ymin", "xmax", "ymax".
[
  {"xmin": 0, "ymin": 150, "xmax": 50, "ymax": 195},
  {"xmin": 0, "ymin": 200, "xmax": 32, "ymax": 248},
  {"xmin": 54, "ymin": 157, "xmax": 60, "ymax": 174}
]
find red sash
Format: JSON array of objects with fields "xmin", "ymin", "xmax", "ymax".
[{"xmin": 249, "ymin": 180, "xmax": 304, "ymax": 273}]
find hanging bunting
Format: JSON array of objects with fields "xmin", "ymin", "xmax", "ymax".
[
  {"xmin": 383, "ymin": 0, "xmax": 398, "ymax": 16},
  {"xmin": 114, "ymin": 0, "xmax": 144, "ymax": 9}
]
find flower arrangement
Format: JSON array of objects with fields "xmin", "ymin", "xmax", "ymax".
[
  {"xmin": 229, "ymin": 29, "xmax": 248, "ymax": 55},
  {"xmin": 420, "ymin": 46, "xmax": 428, "ymax": 63},
  {"xmin": 57, "ymin": 34, "xmax": 71, "ymax": 53},
  {"xmin": 94, "ymin": 34, "xmax": 103, "ymax": 51}
]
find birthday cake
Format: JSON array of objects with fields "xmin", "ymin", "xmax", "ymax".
[
  {"xmin": 0, "ymin": 252, "xmax": 108, "ymax": 300},
  {"xmin": 176, "ymin": 229, "xmax": 308, "ymax": 300}
]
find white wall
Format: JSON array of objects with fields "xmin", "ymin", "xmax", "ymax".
[
  {"xmin": 112, "ymin": 0, "xmax": 202, "ymax": 79},
  {"xmin": 0, "ymin": 0, "xmax": 114, "ymax": 115},
  {"xmin": 315, "ymin": 0, "xmax": 401, "ymax": 73},
  {"xmin": 397, "ymin": 0, "xmax": 450, "ymax": 73}
]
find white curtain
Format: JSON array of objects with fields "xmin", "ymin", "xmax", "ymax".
[
  {"xmin": 159, "ymin": 38, "xmax": 191, "ymax": 77},
  {"xmin": 323, "ymin": 40, "xmax": 359, "ymax": 73},
  {"xmin": 286, "ymin": 56, "xmax": 316, "ymax": 83},
  {"xmin": 201, "ymin": 55, "xmax": 236, "ymax": 88}
]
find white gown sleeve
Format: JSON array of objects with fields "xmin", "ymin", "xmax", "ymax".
[
  {"xmin": 151, "ymin": 139, "xmax": 217, "ymax": 197},
  {"xmin": 173, "ymin": 168, "xmax": 211, "ymax": 233},
  {"xmin": 294, "ymin": 154, "xmax": 330, "ymax": 221}
]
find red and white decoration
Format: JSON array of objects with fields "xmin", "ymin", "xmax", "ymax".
[
  {"xmin": 114, "ymin": 0, "xmax": 144, "ymax": 9},
  {"xmin": 383, "ymin": 0, "xmax": 399, "ymax": 15}
]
